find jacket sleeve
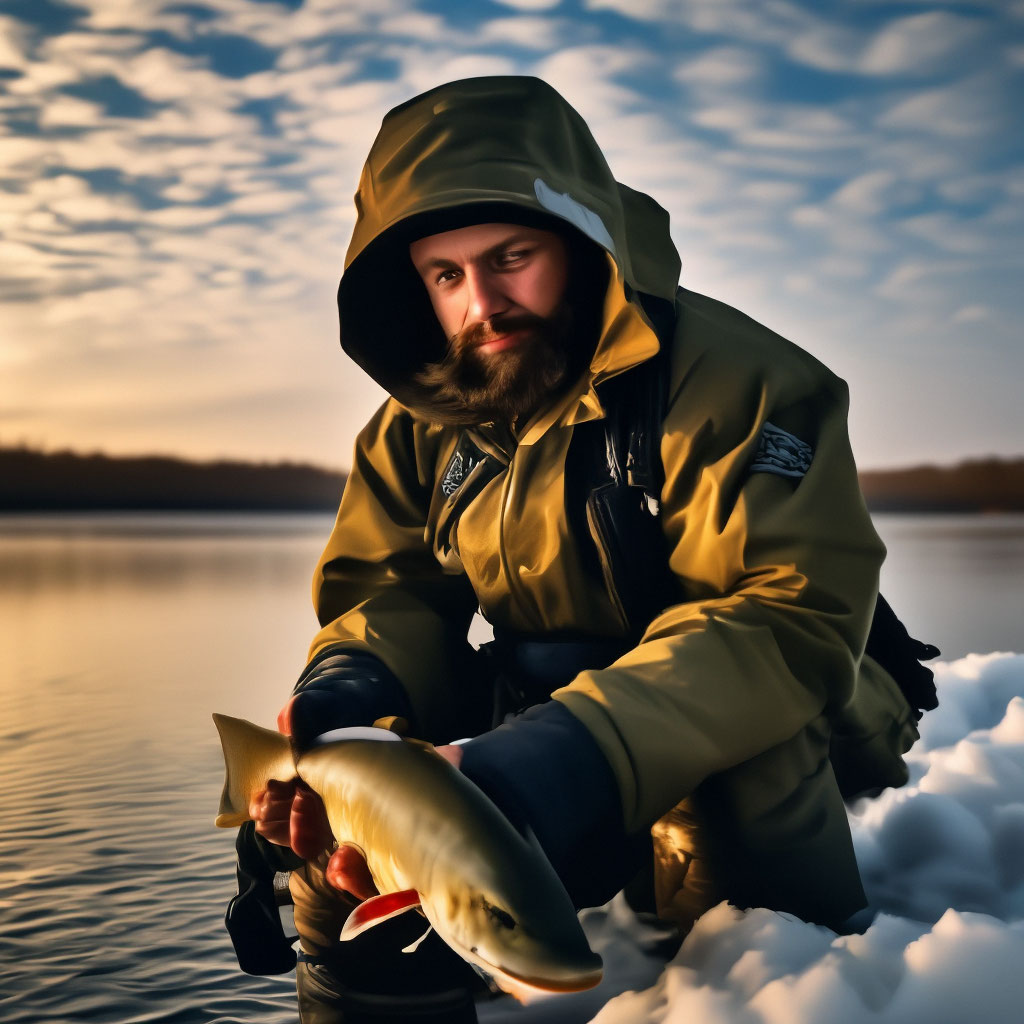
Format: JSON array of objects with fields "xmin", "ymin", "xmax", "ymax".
[
  {"xmin": 552, "ymin": 316, "xmax": 886, "ymax": 833},
  {"xmin": 308, "ymin": 399, "xmax": 480, "ymax": 742}
]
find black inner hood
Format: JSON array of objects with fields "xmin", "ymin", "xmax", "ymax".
[{"xmin": 337, "ymin": 202, "xmax": 609, "ymax": 416}]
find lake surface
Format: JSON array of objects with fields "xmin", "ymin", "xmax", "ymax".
[{"xmin": 0, "ymin": 512, "xmax": 1020, "ymax": 1023}]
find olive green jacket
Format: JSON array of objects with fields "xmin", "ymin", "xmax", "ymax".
[{"xmin": 308, "ymin": 78, "xmax": 916, "ymax": 926}]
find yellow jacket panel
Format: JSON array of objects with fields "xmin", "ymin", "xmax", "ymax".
[{"xmin": 308, "ymin": 77, "xmax": 915, "ymax": 927}]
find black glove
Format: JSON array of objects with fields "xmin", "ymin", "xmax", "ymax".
[
  {"xmin": 226, "ymin": 822, "xmax": 298, "ymax": 975},
  {"xmin": 457, "ymin": 700, "xmax": 648, "ymax": 909},
  {"xmin": 288, "ymin": 648, "xmax": 416, "ymax": 750},
  {"xmin": 865, "ymin": 594, "xmax": 940, "ymax": 720}
]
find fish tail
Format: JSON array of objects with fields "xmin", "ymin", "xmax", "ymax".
[{"xmin": 212, "ymin": 713, "xmax": 296, "ymax": 828}]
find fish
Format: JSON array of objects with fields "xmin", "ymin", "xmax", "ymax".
[{"xmin": 212, "ymin": 713, "xmax": 603, "ymax": 994}]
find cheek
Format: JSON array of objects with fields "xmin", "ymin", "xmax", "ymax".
[
  {"xmin": 429, "ymin": 293, "xmax": 464, "ymax": 339},
  {"xmin": 535, "ymin": 258, "xmax": 568, "ymax": 316},
  {"xmin": 514, "ymin": 268, "xmax": 563, "ymax": 317}
]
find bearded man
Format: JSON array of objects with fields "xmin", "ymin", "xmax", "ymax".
[{"xmin": 243, "ymin": 77, "xmax": 928, "ymax": 1024}]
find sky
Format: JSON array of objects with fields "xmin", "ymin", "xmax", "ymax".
[{"xmin": 1, "ymin": 0, "xmax": 1021, "ymax": 471}]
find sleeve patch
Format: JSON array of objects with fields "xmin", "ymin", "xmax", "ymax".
[{"xmin": 750, "ymin": 422, "xmax": 814, "ymax": 479}]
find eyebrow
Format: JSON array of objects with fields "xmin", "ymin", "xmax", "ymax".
[{"xmin": 414, "ymin": 232, "xmax": 539, "ymax": 272}]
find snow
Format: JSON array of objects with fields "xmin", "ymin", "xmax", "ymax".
[{"xmin": 483, "ymin": 652, "xmax": 1024, "ymax": 1023}]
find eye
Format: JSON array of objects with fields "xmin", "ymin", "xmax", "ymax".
[
  {"xmin": 435, "ymin": 268, "xmax": 460, "ymax": 286},
  {"xmin": 495, "ymin": 248, "xmax": 530, "ymax": 268}
]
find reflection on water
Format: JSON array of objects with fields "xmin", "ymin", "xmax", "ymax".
[
  {"xmin": 0, "ymin": 513, "xmax": 331, "ymax": 1024},
  {"xmin": 874, "ymin": 513, "xmax": 1024, "ymax": 660},
  {"xmin": 0, "ymin": 512, "xmax": 1020, "ymax": 1023}
]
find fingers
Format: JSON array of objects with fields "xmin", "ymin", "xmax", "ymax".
[
  {"xmin": 249, "ymin": 778, "xmax": 334, "ymax": 858},
  {"xmin": 250, "ymin": 778, "xmax": 297, "ymax": 847},
  {"xmin": 290, "ymin": 782, "xmax": 335, "ymax": 860},
  {"xmin": 277, "ymin": 696, "xmax": 298, "ymax": 737},
  {"xmin": 434, "ymin": 743, "xmax": 464, "ymax": 769},
  {"xmin": 249, "ymin": 778, "xmax": 296, "ymax": 821},
  {"xmin": 326, "ymin": 844, "xmax": 379, "ymax": 901}
]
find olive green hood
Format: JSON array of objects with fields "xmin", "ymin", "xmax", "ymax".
[{"xmin": 338, "ymin": 76, "xmax": 681, "ymax": 416}]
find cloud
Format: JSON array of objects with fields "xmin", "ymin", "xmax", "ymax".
[
  {"xmin": 878, "ymin": 74, "xmax": 1009, "ymax": 139},
  {"xmin": 0, "ymin": 136, "xmax": 51, "ymax": 168},
  {"xmin": 226, "ymin": 189, "xmax": 306, "ymax": 216},
  {"xmin": 529, "ymin": 44, "xmax": 648, "ymax": 130},
  {"xmin": 584, "ymin": 0, "xmax": 808, "ymax": 50},
  {"xmin": 786, "ymin": 23, "xmax": 868, "ymax": 73},
  {"xmin": 860, "ymin": 12, "xmax": 986, "ymax": 75},
  {"xmin": 0, "ymin": 0, "xmax": 1020, "ymax": 468},
  {"xmin": 479, "ymin": 17, "xmax": 564, "ymax": 51},
  {"xmin": 953, "ymin": 306, "xmax": 993, "ymax": 325},
  {"xmin": 0, "ymin": 15, "xmax": 30, "ymax": 70},
  {"xmin": 875, "ymin": 258, "xmax": 975, "ymax": 303},
  {"xmin": 693, "ymin": 101, "xmax": 864, "ymax": 154},
  {"xmin": 831, "ymin": 171, "xmax": 903, "ymax": 216},
  {"xmin": 491, "ymin": 0, "xmax": 562, "ymax": 10},
  {"xmin": 145, "ymin": 206, "xmax": 227, "ymax": 227},
  {"xmin": 48, "ymin": 191, "xmax": 143, "ymax": 223},
  {"xmin": 396, "ymin": 50, "xmax": 523, "ymax": 95},
  {"xmin": 738, "ymin": 181, "xmax": 805, "ymax": 204},
  {"xmin": 787, "ymin": 11, "xmax": 986, "ymax": 76},
  {"xmin": 898, "ymin": 213, "xmax": 992, "ymax": 256},
  {"xmin": 675, "ymin": 46, "xmax": 762, "ymax": 87},
  {"xmin": 36, "ymin": 95, "xmax": 107, "ymax": 128}
]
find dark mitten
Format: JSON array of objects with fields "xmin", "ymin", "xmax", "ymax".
[
  {"xmin": 289, "ymin": 648, "xmax": 416, "ymax": 749},
  {"xmin": 457, "ymin": 700, "xmax": 648, "ymax": 909}
]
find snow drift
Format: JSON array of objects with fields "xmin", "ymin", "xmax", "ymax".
[
  {"xmin": 481, "ymin": 652, "xmax": 1024, "ymax": 1023},
  {"xmin": 589, "ymin": 652, "xmax": 1024, "ymax": 1024}
]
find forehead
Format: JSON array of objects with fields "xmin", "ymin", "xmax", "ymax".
[{"xmin": 408, "ymin": 222, "xmax": 559, "ymax": 266}]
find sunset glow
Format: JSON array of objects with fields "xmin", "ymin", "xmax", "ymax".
[{"xmin": 1, "ymin": 1, "xmax": 1020, "ymax": 469}]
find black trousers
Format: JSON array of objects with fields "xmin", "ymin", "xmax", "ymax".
[{"xmin": 294, "ymin": 910, "xmax": 482, "ymax": 1024}]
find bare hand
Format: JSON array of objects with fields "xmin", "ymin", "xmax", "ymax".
[
  {"xmin": 257, "ymin": 693, "xmax": 465, "ymax": 891},
  {"xmin": 250, "ymin": 778, "xmax": 335, "ymax": 860},
  {"xmin": 247, "ymin": 696, "xmax": 337, "ymax": 859}
]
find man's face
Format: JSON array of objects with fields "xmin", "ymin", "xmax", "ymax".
[{"xmin": 409, "ymin": 222, "xmax": 575, "ymax": 424}]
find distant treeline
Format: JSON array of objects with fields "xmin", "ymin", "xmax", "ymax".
[
  {"xmin": 1, "ymin": 445, "xmax": 1022, "ymax": 513},
  {"xmin": 0, "ymin": 446, "xmax": 347, "ymax": 511},
  {"xmin": 859, "ymin": 457, "xmax": 1024, "ymax": 513}
]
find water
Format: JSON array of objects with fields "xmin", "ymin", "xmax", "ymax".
[
  {"xmin": 875, "ymin": 514, "xmax": 1024, "ymax": 660},
  {"xmin": 0, "ymin": 512, "xmax": 1020, "ymax": 1023}
]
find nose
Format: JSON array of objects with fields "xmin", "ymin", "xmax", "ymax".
[{"xmin": 464, "ymin": 268, "xmax": 509, "ymax": 325}]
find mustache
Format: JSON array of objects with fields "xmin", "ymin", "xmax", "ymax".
[{"xmin": 451, "ymin": 313, "xmax": 548, "ymax": 352}]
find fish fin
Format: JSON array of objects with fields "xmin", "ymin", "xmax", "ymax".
[
  {"xmin": 339, "ymin": 889, "xmax": 421, "ymax": 941},
  {"xmin": 401, "ymin": 924, "xmax": 433, "ymax": 954},
  {"xmin": 212, "ymin": 714, "xmax": 296, "ymax": 828}
]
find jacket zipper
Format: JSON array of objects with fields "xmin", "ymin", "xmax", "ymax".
[
  {"xmin": 585, "ymin": 497, "xmax": 631, "ymax": 631},
  {"xmin": 469, "ymin": 425, "xmax": 543, "ymax": 632}
]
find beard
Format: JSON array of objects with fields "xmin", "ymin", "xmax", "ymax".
[{"xmin": 413, "ymin": 304, "xmax": 579, "ymax": 426}]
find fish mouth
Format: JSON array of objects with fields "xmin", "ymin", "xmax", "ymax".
[
  {"xmin": 477, "ymin": 959, "xmax": 603, "ymax": 1002},
  {"xmin": 446, "ymin": 935, "xmax": 603, "ymax": 995},
  {"xmin": 500, "ymin": 966, "xmax": 603, "ymax": 994}
]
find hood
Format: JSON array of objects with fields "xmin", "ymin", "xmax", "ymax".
[{"xmin": 338, "ymin": 76, "xmax": 681, "ymax": 420}]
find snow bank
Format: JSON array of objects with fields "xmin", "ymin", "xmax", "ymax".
[
  {"xmin": 590, "ymin": 652, "xmax": 1024, "ymax": 1024},
  {"xmin": 853, "ymin": 653, "xmax": 1024, "ymax": 923},
  {"xmin": 593, "ymin": 903, "xmax": 1024, "ymax": 1024}
]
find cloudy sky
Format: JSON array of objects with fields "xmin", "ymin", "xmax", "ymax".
[{"xmin": 1, "ymin": 0, "xmax": 1021, "ymax": 470}]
